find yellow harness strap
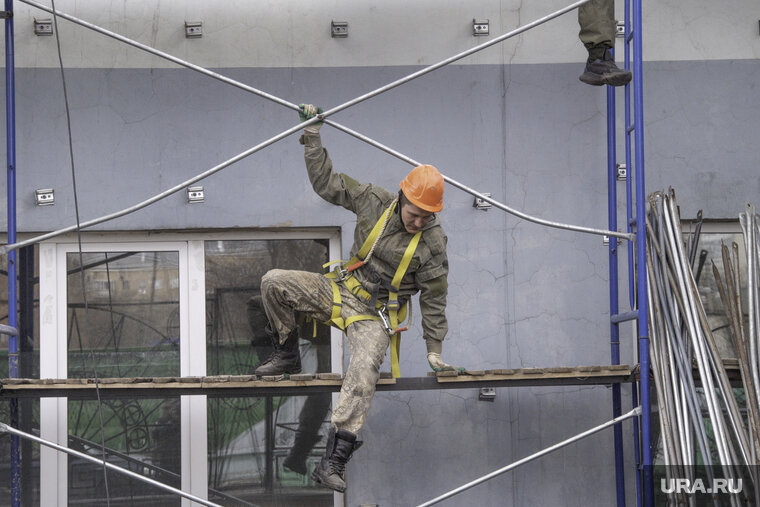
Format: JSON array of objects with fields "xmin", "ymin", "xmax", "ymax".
[
  {"xmin": 388, "ymin": 231, "xmax": 421, "ymax": 377},
  {"xmin": 325, "ymin": 275, "xmax": 381, "ymax": 330},
  {"xmin": 347, "ymin": 200, "xmax": 396, "ymax": 271},
  {"xmin": 323, "ymin": 202, "xmax": 422, "ymax": 378}
]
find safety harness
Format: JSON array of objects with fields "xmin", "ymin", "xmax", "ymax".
[{"xmin": 323, "ymin": 199, "xmax": 421, "ymax": 378}]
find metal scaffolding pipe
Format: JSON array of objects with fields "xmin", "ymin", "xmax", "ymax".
[
  {"xmin": 605, "ymin": 68, "xmax": 626, "ymax": 507},
  {"xmin": 648, "ymin": 202, "xmax": 711, "ymax": 468},
  {"xmin": 0, "ymin": 323, "xmax": 17, "ymax": 336},
  {"xmin": 667, "ymin": 197, "xmax": 739, "ymax": 474},
  {"xmin": 4, "ymin": 1, "xmax": 21, "ymax": 504},
  {"xmin": 1, "ymin": 0, "xmax": 634, "ymax": 257},
  {"xmin": 625, "ymin": 5, "xmax": 641, "ymax": 497},
  {"xmin": 662, "ymin": 194, "xmax": 731, "ymax": 468},
  {"xmin": 629, "ymin": 0, "xmax": 652, "ymax": 502},
  {"xmin": 0, "ymin": 421, "xmax": 221, "ymax": 507},
  {"xmin": 648, "ymin": 191, "xmax": 752, "ymax": 507},
  {"xmin": 646, "ymin": 277, "xmax": 677, "ymax": 468},
  {"xmin": 416, "ymin": 407, "xmax": 641, "ymax": 507},
  {"xmin": 646, "ymin": 195, "xmax": 721, "ymax": 505},
  {"xmin": 741, "ymin": 207, "xmax": 759, "ymax": 418}
]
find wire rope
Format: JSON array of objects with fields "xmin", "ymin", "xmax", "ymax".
[{"xmin": 49, "ymin": 1, "xmax": 111, "ymax": 503}]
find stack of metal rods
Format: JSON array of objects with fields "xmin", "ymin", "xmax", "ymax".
[
  {"xmin": 739, "ymin": 205, "xmax": 760, "ymax": 463},
  {"xmin": 646, "ymin": 189, "xmax": 755, "ymax": 507}
]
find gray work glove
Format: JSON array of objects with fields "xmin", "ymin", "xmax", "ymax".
[
  {"xmin": 427, "ymin": 352, "xmax": 465, "ymax": 374},
  {"xmin": 298, "ymin": 103, "xmax": 323, "ymax": 134}
]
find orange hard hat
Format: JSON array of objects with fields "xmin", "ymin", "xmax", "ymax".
[{"xmin": 399, "ymin": 164, "xmax": 444, "ymax": 212}]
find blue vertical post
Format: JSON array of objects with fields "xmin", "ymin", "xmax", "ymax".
[
  {"xmin": 606, "ymin": 69, "xmax": 626, "ymax": 507},
  {"xmin": 623, "ymin": 1, "xmax": 635, "ymax": 311},
  {"xmin": 632, "ymin": 0, "xmax": 653, "ymax": 504},
  {"xmin": 4, "ymin": 0, "xmax": 20, "ymax": 505},
  {"xmin": 623, "ymin": 1, "xmax": 642, "ymax": 505}
]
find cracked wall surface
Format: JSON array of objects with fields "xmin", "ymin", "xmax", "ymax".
[{"xmin": 1, "ymin": 0, "xmax": 760, "ymax": 505}]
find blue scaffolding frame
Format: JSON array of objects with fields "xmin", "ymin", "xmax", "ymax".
[
  {"xmin": 3, "ymin": 0, "xmax": 653, "ymax": 505},
  {"xmin": 4, "ymin": 0, "xmax": 21, "ymax": 505},
  {"xmin": 607, "ymin": 0, "xmax": 652, "ymax": 505}
]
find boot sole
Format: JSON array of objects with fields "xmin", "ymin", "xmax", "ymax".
[
  {"xmin": 253, "ymin": 365, "xmax": 302, "ymax": 375},
  {"xmin": 310, "ymin": 470, "xmax": 346, "ymax": 493},
  {"xmin": 579, "ymin": 71, "xmax": 632, "ymax": 87}
]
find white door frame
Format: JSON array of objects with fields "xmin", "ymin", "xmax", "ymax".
[
  {"xmin": 39, "ymin": 240, "xmax": 198, "ymax": 505},
  {"xmin": 38, "ymin": 229, "xmax": 342, "ymax": 505}
]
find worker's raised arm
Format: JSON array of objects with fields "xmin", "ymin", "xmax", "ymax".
[{"xmin": 298, "ymin": 104, "xmax": 362, "ymax": 213}]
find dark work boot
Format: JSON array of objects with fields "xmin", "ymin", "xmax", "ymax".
[
  {"xmin": 283, "ymin": 432, "xmax": 321, "ymax": 475},
  {"xmin": 310, "ymin": 427, "xmax": 362, "ymax": 492},
  {"xmin": 254, "ymin": 326, "xmax": 302, "ymax": 375},
  {"xmin": 579, "ymin": 48, "xmax": 632, "ymax": 87}
]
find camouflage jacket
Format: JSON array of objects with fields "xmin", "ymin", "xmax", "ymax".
[{"xmin": 301, "ymin": 132, "xmax": 448, "ymax": 350}]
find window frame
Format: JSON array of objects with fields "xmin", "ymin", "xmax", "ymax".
[{"xmin": 37, "ymin": 229, "xmax": 342, "ymax": 506}]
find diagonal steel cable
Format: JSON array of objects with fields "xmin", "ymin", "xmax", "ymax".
[
  {"xmin": 48, "ymin": 0, "xmax": 112, "ymax": 502},
  {"xmin": 417, "ymin": 407, "xmax": 641, "ymax": 507},
  {"xmin": 2, "ymin": 0, "xmax": 632, "ymax": 256},
  {"xmin": 0, "ymin": 422, "xmax": 222, "ymax": 507}
]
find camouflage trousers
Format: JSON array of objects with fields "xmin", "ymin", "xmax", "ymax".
[
  {"xmin": 260, "ymin": 269, "xmax": 390, "ymax": 434},
  {"xmin": 579, "ymin": 0, "xmax": 616, "ymax": 49}
]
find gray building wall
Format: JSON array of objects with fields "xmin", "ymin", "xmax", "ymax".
[{"xmin": 2, "ymin": 0, "xmax": 759, "ymax": 505}]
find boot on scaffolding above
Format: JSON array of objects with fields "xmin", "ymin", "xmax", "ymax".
[
  {"xmin": 580, "ymin": 46, "xmax": 632, "ymax": 87},
  {"xmin": 577, "ymin": 0, "xmax": 632, "ymax": 87}
]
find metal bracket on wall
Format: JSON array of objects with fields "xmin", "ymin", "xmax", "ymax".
[
  {"xmin": 186, "ymin": 186, "xmax": 204, "ymax": 203},
  {"xmin": 0, "ymin": 11, "xmax": 13, "ymax": 19},
  {"xmin": 331, "ymin": 21, "xmax": 348, "ymax": 38},
  {"xmin": 479, "ymin": 387, "xmax": 496, "ymax": 401},
  {"xmin": 473, "ymin": 192, "xmax": 492, "ymax": 211},
  {"xmin": 34, "ymin": 18, "xmax": 53, "ymax": 35},
  {"xmin": 616, "ymin": 163, "xmax": 627, "ymax": 181},
  {"xmin": 185, "ymin": 21, "xmax": 202, "ymax": 38},
  {"xmin": 473, "ymin": 19, "xmax": 489, "ymax": 36},
  {"xmin": 34, "ymin": 189, "xmax": 54, "ymax": 206}
]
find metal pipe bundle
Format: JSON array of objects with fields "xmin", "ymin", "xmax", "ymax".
[
  {"xmin": 740, "ymin": 205, "xmax": 760, "ymax": 467},
  {"xmin": 646, "ymin": 189, "xmax": 756, "ymax": 507}
]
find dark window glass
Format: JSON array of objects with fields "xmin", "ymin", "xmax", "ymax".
[
  {"xmin": 66, "ymin": 251, "xmax": 180, "ymax": 378},
  {"xmin": 0, "ymin": 245, "xmax": 40, "ymax": 506},
  {"xmin": 205, "ymin": 239, "xmax": 332, "ymax": 504},
  {"xmin": 65, "ymin": 251, "xmax": 181, "ymax": 505}
]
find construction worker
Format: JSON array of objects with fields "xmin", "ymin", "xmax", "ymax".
[
  {"xmin": 578, "ymin": 0, "xmax": 632, "ymax": 86},
  {"xmin": 255, "ymin": 103, "xmax": 461, "ymax": 492}
]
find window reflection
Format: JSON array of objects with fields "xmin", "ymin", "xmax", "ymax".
[
  {"xmin": 0, "ymin": 245, "xmax": 40, "ymax": 379},
  {"xmin": 0, "ymin": 245, "xmax": 40, "ymax": 505},
  {"xmin": 67, "ymin": 398, "xmax": 182, "ymax": 506},
  {"xmin": 205, "ymin": 239, "xmax": 333, "ymax": 504},
  {"xmin": 0, "ymin": 399, "xmax": 41, "ymax": 505},
  {"xmin": 65, "ymin": 251, "xmax": 182, "ymax": 505},
  {"xmin": 66, "ymin": 251, "xmax": 180, "ymax": 378}
]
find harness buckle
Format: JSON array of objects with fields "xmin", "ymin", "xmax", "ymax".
[
  {"xmin": 334, "ymin": 265, "xmax": 349, "ymax": 282},
  {"xmin": 376, "ymin": 307, "xmax": 394, "ymax": 335},
  {"xmin": 386, "ymin": 299, "xmax": 400, "ymax": 311},
  {"xmin": 377, "ymin": 304, "xmax": 408, "ymax": 335}
]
